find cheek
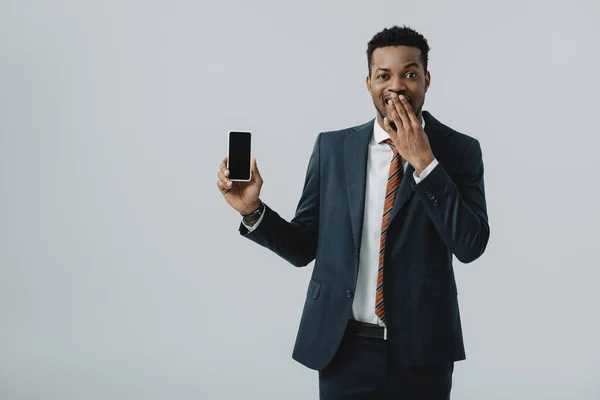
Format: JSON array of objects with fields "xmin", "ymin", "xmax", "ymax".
[{"xmin": 413, "ymin": 87, "xmax": 425, "ymax": 99}]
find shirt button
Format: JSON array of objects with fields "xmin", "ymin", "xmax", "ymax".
[{"xmin": 346, "ymin": 290, "xmax": 354, "ymax": 299}]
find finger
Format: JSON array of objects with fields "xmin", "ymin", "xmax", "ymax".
[
  {"xmin": 398, "ymin": 95, "xmax": 420, "ymax": 126},
  {"xmin": 218, "ymin": 168, "xmax": 229, "ymax": 177},
  {"xmin": 250, "ymin": 158, "xmax": 262, "ymax": 182},
  {"xmin": 385, "ymin": 98, "xmax": 402, "ymax": 131},
  {"xmin": 383, "ymin": 116, "xmax": 398, "ymax": 139},
  {"xmin": 383, "ymin": 116, "xmax": 391, "ymax": 131},
  {"xmin": 217, "ymin": 179, "xmax": 229, "ymax": 193},
  {"xmin": 217, "ymin": 170, "xmax": 232, "ymax": 187},
  {"xmin": 391, "ymin": 95, "xmax": 410, "ymax": 129},
  {"xmin": 219, "ymin": 161, "xmax": 230, "ymax": 177}
]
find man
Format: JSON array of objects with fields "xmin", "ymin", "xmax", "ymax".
[{"xmin": 217, "ymin": 26, "xmax": 489, "ymax": 400}]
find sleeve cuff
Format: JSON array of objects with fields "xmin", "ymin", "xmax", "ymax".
[
  {"xmin": 413, "ymin": 158, "xmax": 439, "ymax": 184},
  {"xmin": 242, "ymin": 208, "xmax": 266, "ymax": 232}
]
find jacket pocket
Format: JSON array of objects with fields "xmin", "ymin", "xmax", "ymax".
[{"xmin": 307, "ymin": 278, "xmax": 322, "ymax": 300}]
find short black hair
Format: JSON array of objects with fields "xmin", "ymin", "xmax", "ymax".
[{"xmin": 367, "ymin": 26, "xmax": 430, "ymax": 75}]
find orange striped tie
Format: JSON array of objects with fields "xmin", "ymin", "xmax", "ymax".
[{"xmin": 375, "ymin": 139, "xmax": 403, "ymax": 325}]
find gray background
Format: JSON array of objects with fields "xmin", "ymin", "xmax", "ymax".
[{"xmin": 1, "ymin": 0, "xmax": 600, "ymax": 399}]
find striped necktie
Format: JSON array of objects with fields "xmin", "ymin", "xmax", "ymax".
[{"xmin": 375, "ymin": 138, "xmax": 403, "ymax": 325}]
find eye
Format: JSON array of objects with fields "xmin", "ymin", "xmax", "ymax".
[
  {"xmin": 406, "ymin": 72, "xmax": 417, "ymax": 79},
  {"xmin": 377, "ymin": 73, "xmax": 389, "ymax": 79}
]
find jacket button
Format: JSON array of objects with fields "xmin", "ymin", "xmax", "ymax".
[
  {"xmin": 346, "ymin": 290, "xmax": 354, "ymax": 299},
  {"xmin": 425, "ymin": 190, "xmax": 435, "ymax": 200}
]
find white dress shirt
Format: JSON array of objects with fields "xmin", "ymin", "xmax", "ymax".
[{"xmin": 243, "ymin": 117, "xmax": 438, "ymax": 326}]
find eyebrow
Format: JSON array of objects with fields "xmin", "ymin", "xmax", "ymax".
[
  {"xmin": 375, "ymin": 63, "xmax": 420, "ymax": 72},
  {"xmin": 402, "ymin": 62, "xmax": 420, "ymax": 70}
]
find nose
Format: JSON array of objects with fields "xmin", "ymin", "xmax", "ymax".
[{"xmin": 387, "ymin": 76, "xmax": 407, "ymax": 94}]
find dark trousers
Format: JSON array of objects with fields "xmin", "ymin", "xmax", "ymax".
[{"xmin": 318, "ymin": 331, "xmax": 454, "ymax": 400}]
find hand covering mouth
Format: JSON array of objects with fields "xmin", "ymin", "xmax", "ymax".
[{"xmin": 385, "ymin": 95, "xmax": 412, "ymax": 106}]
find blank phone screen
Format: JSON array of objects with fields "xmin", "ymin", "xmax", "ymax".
[{"xmin": 228, "ymin": 131, "xmax": 251, "ymax": 180}]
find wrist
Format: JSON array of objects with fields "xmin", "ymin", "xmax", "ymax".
[
  {"xmin": 241, "ymin": 200, "xmax": 262, "ymax": 216},
  {"xmin": 241, "ymin": 200, "xmax": 264, "ymax": 224},
  {"xmin": 244, "ymin": 218, "xmax": 259, "ymax": 227},
  {"xmin": 413, "ymin": 153, "xmax": 435, "ymax": 176}
]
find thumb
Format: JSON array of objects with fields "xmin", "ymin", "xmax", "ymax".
[{"xmin": 251, "ymin": 157, "xmax": 262, "ymax": 181}]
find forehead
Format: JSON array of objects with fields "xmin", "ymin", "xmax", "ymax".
[{"xmin": 371, "ymin": 46, "xmax": 423, "ymax": 69}]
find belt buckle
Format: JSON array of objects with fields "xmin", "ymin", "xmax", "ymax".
[{"xmin": 383, "ymin": 326, "xmax": 387, "ymax": 340}]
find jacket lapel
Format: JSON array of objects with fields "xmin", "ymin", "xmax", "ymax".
[{"xmin": 344, "ymin": 120, "xmax": 373, "ymax": 256}]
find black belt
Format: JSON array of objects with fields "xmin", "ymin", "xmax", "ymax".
[{"xmin": 346, "ymin": 319, "xmax": 388, "ymax": 340}]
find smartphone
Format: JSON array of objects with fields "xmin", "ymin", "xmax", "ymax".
[{"xmin": 227, "ymin": 130, "xmax": 252, "ymax": 181}]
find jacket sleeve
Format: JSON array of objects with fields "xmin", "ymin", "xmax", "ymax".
[
  {"xmin": 238, "ymin": 133, "xmax": 321, "ymax": 267},
  {"xmin": 412, "ymin": 138, "xmax": 490, "ymax": 263}
]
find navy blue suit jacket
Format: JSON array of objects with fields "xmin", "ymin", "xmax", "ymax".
[{"xmin": 240, "ymin": 111, "xmax": 490, "ymax": 370}]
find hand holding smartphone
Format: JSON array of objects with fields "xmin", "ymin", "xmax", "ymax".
[{"xmin": 218, "ymin": 130, "xmax": 263, "ymax": 216}]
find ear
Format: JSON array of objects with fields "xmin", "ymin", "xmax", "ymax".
[
  {"xmin": 366, "ymin": 74, "xmax": 372, "ymax": 95},
  {"xmin": 424, "ymin": 71, "xmax": 431, "ymax": 93}
]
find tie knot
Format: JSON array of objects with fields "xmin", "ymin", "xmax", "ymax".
[{"xmin": 382, "ymin": 138, "xmax": 398, "ymax": 153}]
